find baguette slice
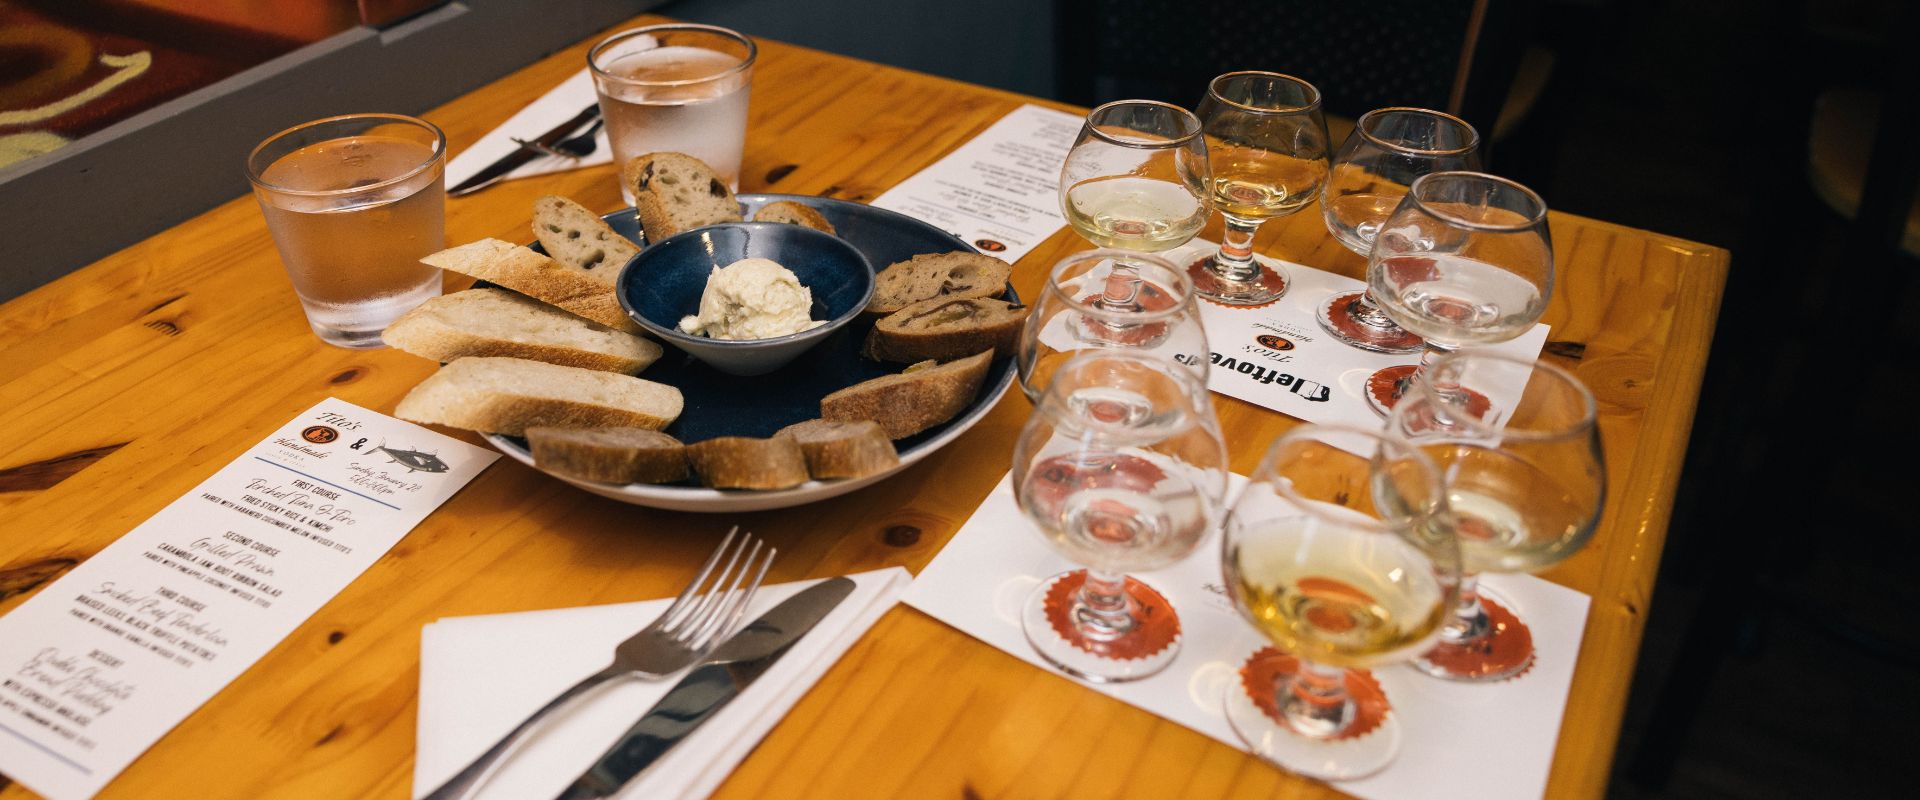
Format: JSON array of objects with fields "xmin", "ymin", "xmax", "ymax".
[
  {"xmin": 821, "ymin": 350, "xmax": 993, "ymax": 439},
  {"xmin": 396, "ymin": 357, "xmax": 682, "ymax": 436},
  {"xmin": 867, "ymin": 252, "xmax": 1011, "ymax": 317},
  {"xmin": 686, "ymin": 436, "xmax": 810, "ymax": 490},
  {"xmin": 383, "ymin": 288, "xmax": 662, "ymax": 373},
  {"xmin": 774, "ymin": 419, "xmax": 899, "ymax": 479},
  {"xmin": 527, "ymin": 427, "xmax": 688, "ymax": 484},
  {"xmin": 532, "ymin": 195, "xmax": 640, "ymax": 280},
  {"xmin": 866, "ymin": 297, "xmax": 1028, "ymax": 363},
  {"xmin": 626, "ymin": 152, "xmax": 742, "ymax": 242},
  {"xmin": 752, "ymin": 200, "xmax": 836, "ymax": 234},
  {"xmin": 422, "ymin": 239, "xmax": 640, "ymax": 333}
]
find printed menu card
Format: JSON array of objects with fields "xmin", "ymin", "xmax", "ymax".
[
  {"xmin": 904, "ymin": 473, "xmax": 1590, "ymax": 800},
  {"xmin": 871, "ymin": 103, "xmax": 1081, "ymax": 263},
  {"xmin": 0, "ymin": 399, "xmax": 496, "ymax": 800}
]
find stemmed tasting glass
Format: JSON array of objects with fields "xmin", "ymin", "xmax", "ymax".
[
  {"xmin": 1016, "ymin": 248, "xmax": 1210, "ymax": 401},
  {"xmin": 1189, "ymin": 71, "xmax": 1330, "ymax": 306},
  {"xmin": 1318, "ymin": 108, "xmax": 1482, "ymax": 354},
  {"xmin": 1014, "ymin": 351, "xmax": 1228, "ymax": 682},
  {"xmin": 1059, "ymin": 100, "xmax": 1212, "ymax": 255},
  {"xmin": 1222, "ymin": 425, "xmax": 1458, "ymax": 780},
  {"xmin": 1362, "ymin": 171, "xmax": 1552, "ymax": 415},
  {"xmin": 1381, "ymin": 352, "xmax": 1604, "ymax": 682}
]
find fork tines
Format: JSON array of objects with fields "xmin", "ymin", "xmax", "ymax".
[{"xmin": 659, "ymin": 527, "xmax": 775, "ymax": 652}]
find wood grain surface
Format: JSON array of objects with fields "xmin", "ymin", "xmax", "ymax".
[{"xmin": 0, "ymin": 13, "xmax": 1727, "ymax": 800}]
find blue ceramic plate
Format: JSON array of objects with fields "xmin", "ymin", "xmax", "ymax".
[{"xmin": 483, "ymin": 194, "xmax": 1017, "ymax": 512}]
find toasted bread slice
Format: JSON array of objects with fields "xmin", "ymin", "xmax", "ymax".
[
  {"xmin": 528, "ymin": 427, "xmax": 689, "ymax": 484},
  {"xmin": 774, "ymin": 419, "xmax": 899, "ymax": 479},
  {"xmin": 686, "ymin": 436, "xmax": 810, "ymax": 490},
  {"xmin": 395, "ymin": 357, "xmax": 682, "ymax": 436},
  {"xmin": 626, "ymin": 152, "xmax": 742, "ymax": 242},
  {"xmin": 421, "ymin": 239, "xmax": 639, "ymax": 333},
  {"xmin": 532, "ymin": 195, "xmax": 639, "ymax": 280},
  {"xmin": 867, "ymin": 252, "xmax": 1011, "ymax": 317},
  {"xmin": 382, "ymin": 288, "xmax": 661, "ymax": 373},
  {"xmin": 752, "ymin": 200, "xmax": 836, "ymax": 234},
  {"xmin": 866, "ymin": 297, "xmax": 1028, "ymax": 363},
  {"xmin": 821, "ymin": 350, "xmax": 993, "ymax": 439}
]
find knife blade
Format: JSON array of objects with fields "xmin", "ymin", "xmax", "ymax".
[
  {"xmin": 555, "ymin": 576, "xmax": 857, "ymax": 800},
  {"xmin": 448, "ymin": 103, "xmax": 602, "ymax": 197}
]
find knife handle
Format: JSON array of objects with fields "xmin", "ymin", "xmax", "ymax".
[{"xmin": 423, "ymin": 665, "xmax": 625, "ymax": 800}]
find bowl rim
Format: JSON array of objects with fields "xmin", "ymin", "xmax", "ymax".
[{"xmin": 616, "ymin": 221, "xmax": 877, "ymax": 348}]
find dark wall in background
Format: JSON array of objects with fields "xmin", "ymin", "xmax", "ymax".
[{"xmin": 659, "ymin": 0, "xmax": 1055, "ymax": 98}]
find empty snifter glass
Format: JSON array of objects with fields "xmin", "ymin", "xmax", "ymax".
[
  {"xmin": 1059, "ymin": 100, "xmax": 1211, "ymax": 254},
  {"xmin": 1014, "ymin": 351, "xmax": 1228, "ymax": 682},
  {"xmin": 1223, "ymin": 425, "xmax": 1457, "ymax": 780},
  {"xmin": 1016, "ymin": 249, "xmax": 1209, "ymax": 401},
  {"xmin": 1381, "ymin": 352, "xmax": 1604, "ymax": 681},
  {"xmin": 1318, "ymin": 107, "xmax": 1481, "ymax": 354},
  {"xmin": 1189, "ymin": 71, "xmax": 1330, "ymax": 306},
  {"xmin": 1362, "ymin": 171, "xmax": 1552, "ymax": 415}
]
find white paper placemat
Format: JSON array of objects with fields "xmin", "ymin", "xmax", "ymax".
[
  {"xmin": 903, "ymin": 473, "xmax": 1589, "ymax": 800},
  {"xmin": 871, "ymin": 104, "xmax": 1080, "ymax": 263}
]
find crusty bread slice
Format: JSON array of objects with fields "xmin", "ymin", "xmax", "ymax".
[
  {"xmin": 866, "ymin": 297, "xmax": 1028, "ymax": 363},
  {"xmin": 867, "ymin": 252, "xmax": 1012, "ymax": 317},
  {"xmin": 395, "ymin": 357, "xmax": 682, "ymax": 436},
  {"xmin": 774, "ymin": 419, "xmax": 898, "ymax": 479},
  {"xmin": 626, "ymin": 152, "xmax": 742, "ymax": 242},
  {"xmin": 527, "ymin": 427, "xmax": 688, "ymax": 484},
  {"xmin": 532, "ymin": 195, "xmax": 639, "ymax": 281},
  {"xmin": 821, "ymin": 350, "xmax": 993, "ymax": 439},
  {"xmin": 752, "ymin": 201, "xmax": 836, "ymax": 234},
  {"xmin": 382, "ymin": 288, "xmax": 662, "ymax": 373},
  {"xmin": 686, "ymin": 436, "xmax": 810, "ymax": 490},
  {"xmin": 421, "ymin": 239, "xmax": 640, "ymax": 333}
]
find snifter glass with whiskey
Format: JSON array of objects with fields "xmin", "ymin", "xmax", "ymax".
[
  {"xmin": 1381, "ymin": 352, "xmax": 1604, "ymax": 682},
  {"xmin": 1189, "ymin": 71, "xmax": 1330, "ymax": 306},
  {"xmin": 1222, "ymin": 424, "xmax": 1458, "ymax": 780},
  {"xmin": 1059, "ymin": 100, "xmax": 1211, "ymax": 255},
  {"xmin": 1015, "ymin": 248, "xmax": 1210, "ymax": 402},
  {"xmin": 1014, "ymin": 351, "xmax": 1227, "ymax": 682}
]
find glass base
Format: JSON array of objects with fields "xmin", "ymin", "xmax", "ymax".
[
  {"xmin": 1317, "ymin": 291, "xmax": 1426, "ymax": 354},
  {"xmin": 1187, "ymin": 256, "xmax": 1289, "ymax": 307},
  {"xmin": 1225, "ymin": 647, "xmax": 1399, "ymax": 781},
  {"xmin": 308, "ymin": 323, "xmax": 394, "ymax": 349},
  {"xmin": 1413, "ymin": 589, "xmax": 1536, "ymax": 682},
  {"xmin": 1020, "ymin": 570, "xmax": 1181, "ymax": 683}
]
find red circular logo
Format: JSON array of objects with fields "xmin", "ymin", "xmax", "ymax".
[
  {"xmin": 1255, "ymin": 334, "xmax": 1295, "ymax": 351},
  {"xmin": 301, "ymin": 425, "xmax": 339, "ymax": 444},
  {"xmin": 974, "ymin": 238, "xmax": 1007, "ymax": 252}
]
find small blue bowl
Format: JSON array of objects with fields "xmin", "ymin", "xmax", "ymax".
[{"xmin": 617, "ymin": 223, "xmax": 875, "ymax": 376}]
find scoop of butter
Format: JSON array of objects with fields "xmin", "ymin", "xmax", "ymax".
[{"xmin": 678, "ymin": 258, "xmax": 826, "ymax": 340}]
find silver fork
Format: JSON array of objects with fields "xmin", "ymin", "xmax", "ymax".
[{"xmin": 423, "ymin": 527, "xmax": 774, "ymax": 800}]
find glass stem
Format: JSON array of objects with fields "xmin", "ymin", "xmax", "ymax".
[
  {"xmin": 1278, "ymin": 658, "xmax": 1355, "ymax": 738},
  {"xmin": 1210, "ymin": 216, "xmax": 1264, "ymax": 283},
  {"xmin": 1349, "ymin": 290, "xmax": 1400, "ymax": 331},
  {"xmin": 1075, "ymin": 569, "xmax": 1136, "ymax": 640},
  {"xmin": 1439, "ymin": 571, "xmax": 1494, "ymax": 646}
]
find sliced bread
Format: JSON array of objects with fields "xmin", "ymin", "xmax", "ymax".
[
  {"xmin": 382, "ymin": 288, "xmax": 662, "ymax": 373},
  {"xmin": 866, "ymin": 297, "xmax": 1028, "ymax": 363},
  {"xmin": 395, "ymin": 356, "xmax": 683, "ymax": 436},
  {"xmin": 752, "ymin": 201, "xmax": 836, "ymax": 234},
  {"xmin": 532, "ymin": 195, "xmax": 639, "ymax": 280},
  {"xmin": 626, "ymin": 152, "xmax": 742, "ymax": 242},
  {"xmin": 527, "ymin": 427, "xmax": 688, "ymax": 484},
  {"xmin": 821, "ymin": 350, "xmax": 993, "ymax": 439},
  {"xmin": 686, "ymin": 436, "xmax": 810, "ymax": 490},
  {"xmin": 421, "ymin": 239, "xmax": 639, "ymax": 333},
  {"xmin": 774, "ymin": 419, "xmax": 899, "ymax": 479},
  {"xmin": 867, "ymin": 252, "xmax": 1012, "ymax": 317}
]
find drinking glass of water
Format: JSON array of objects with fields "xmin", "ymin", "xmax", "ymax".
[
  {"xmin": 1361, "ymin": 171, "xmax": 1553, "ymax": 415},
  {"xmin": 590, "ymin": 24, "xmax": 756, "ymax": 202},
  {"xmin": 247, "ymin": 113, "xmax": 447, "ymax": 349},
  {"xmin": 1013, "ymin": 350, "xmax": 1227, "ymax": 682}
]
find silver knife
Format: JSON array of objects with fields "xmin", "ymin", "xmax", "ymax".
[
  {"xmin": 448, "ymin": 103, "xmax": 602, "ymax": 197},
  {"xmin": 554, "ymin": 576, "xmax": 857, "ymax": 800}
]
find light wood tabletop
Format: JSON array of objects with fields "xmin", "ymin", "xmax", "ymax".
[{"xmin": 0, "ymin": 13, "xmax": 1727, "ymax": 800}]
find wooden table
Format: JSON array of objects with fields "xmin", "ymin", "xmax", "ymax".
[{"xmin": 0, "ymin": 13, "xmax": 1727, "ymax": 800}]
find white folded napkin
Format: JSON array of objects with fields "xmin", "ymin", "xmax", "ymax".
[
  {"xmin": 414, "ymin": 567, "xmax": 912, "ymax": 800},
  {"xmin": 444, "ymin": 68, "xmax": 614, "ymax": 188}
]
